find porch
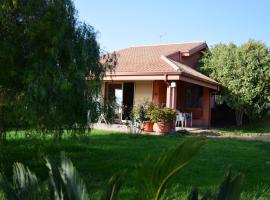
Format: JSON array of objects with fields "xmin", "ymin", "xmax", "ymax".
[
  {"xmin": 103, "ymin": 79, "xmax": 216, "ymax": 128},
  {"xmin": 152, "ymin": 80, "xmax": 214, "ymax": 127}
]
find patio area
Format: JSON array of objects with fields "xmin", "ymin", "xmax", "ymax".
[{"xmin": 92, "ymin": 122, "xmax": 207, "ymax": 134}]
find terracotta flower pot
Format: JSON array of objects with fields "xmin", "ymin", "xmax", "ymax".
[
  {"xmin": 143, "ymin": 121, "xmax": 154, "ymax": 132},
  {"xmin": 155, "ymin": 122, "xmax": 170, "ymax": 134}
]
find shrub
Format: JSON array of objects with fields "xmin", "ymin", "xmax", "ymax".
[
  {"xmin": 133, "ymin": 100, "xmax": 157, "ymax": 122},
  {"xmin": 150, "ymin": 107, "xmax": 177, "ymax": 123}
]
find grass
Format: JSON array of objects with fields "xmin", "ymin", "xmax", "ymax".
[
  {"xmin": 0, "ymin": 130, "xmax": 270, "ymax": 199},
  {"xmin": 211, "ymin": 120, "xmax": 270, "ymax": 135}
]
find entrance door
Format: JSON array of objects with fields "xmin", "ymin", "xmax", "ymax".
[
  {"xmin": 107, "ymin": 83, "xmax": 123, "ymax": 122},
  {"xmin": 122, "ymin": 82, "xmax": 134, "ymax": 120}
]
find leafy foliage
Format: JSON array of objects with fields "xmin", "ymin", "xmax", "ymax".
[
  {"xmin": 150, "ymin": 107, "xmax": 177, "ymax": 123},
  {"xmin": 216, "ymin": 167, "xmax": 244, "ymax": 200},
  {"xmin": 187, "ymin": 167, "xmax": 244, "ymax": 200},
  {"xmin": 133, "ymin": 100, "xmax": 157, "ymax": 122},
  {"xmin": 0, "ymin": 0, "xmax": 116, "ymax": 139},
  {"xmin": 134, "ymin": 139, "xmax": 207, "ymax": 200},
  {"xmin": 103, "ymin": 170, "xmax": 126, "ymax": 200},
  {"xmin": 201, "ymin": 40, "xmax": 270, "ymax": 126},
  {"xmin": 46, "ymin": 153, "xmax": 90, "ymax": 200},
  {"xmin": 0, "ymin": 162, "xmax": 40, "ymax": 200}
]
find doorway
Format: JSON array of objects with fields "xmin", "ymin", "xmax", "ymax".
[
  {"xmin": 122, "ymin": 82, "xmax": 134, "ymax": 120},
  {"xmin": 107, "ymin": 83, "xmax": 123, "ymax": 122},
  {"xmin": 106, "ymin": 82, "xmax": 135, "ymax": 122}
]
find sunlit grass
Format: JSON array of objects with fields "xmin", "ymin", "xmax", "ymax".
[
  {"xmin": 0, "ymin": 130, "xmax": 270, "ymax": 199},
  {"xmin": 211, "ymin": 121, "xmax": 270, "ymax": 135}
]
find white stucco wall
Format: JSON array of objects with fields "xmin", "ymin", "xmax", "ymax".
[{"xmin": 134, "ymin": 81, "xmax": 153, "ymax": 106}]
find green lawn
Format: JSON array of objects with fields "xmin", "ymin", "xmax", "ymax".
[
  {"xmin": 211, "ymin": 121, "xmax": 270, "ymax": 135},
  {"xmin": 1, "ymin": 130, "xmax": 270, "ymax": 199}
]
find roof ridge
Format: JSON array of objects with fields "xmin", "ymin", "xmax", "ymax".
[
  {"xmin": 160, "ymin": 56, "xmax": 181, "ymax": 72},
  {"xmin": 116, "ymin": 41, "xmax": 206, "ymax": 52},
  {"xmin": 128, "ymin": 40, "xmax": 206, "ymax": 48}
]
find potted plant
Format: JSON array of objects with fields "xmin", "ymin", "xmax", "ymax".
[
  {"xmin": 142, "ymin": 101, "xmax": 156, "ymax": 132},
  {"xmin": 150, "ymin": 107, "xmax": 176, "ymax": 134},
  {"xmin": 133, "ymin": 100, "xmax": 157, "ymax": 132}
]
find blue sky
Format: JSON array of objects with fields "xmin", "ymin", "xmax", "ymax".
[{"xmin": 74, "ymin": 0, "xmax": 270, "ymax": 52}]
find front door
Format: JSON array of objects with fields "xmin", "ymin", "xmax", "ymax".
[
  {"xmin": 122, "ymin": 82, "xmax": 134, "ymax": 120},
  {"xmin": 107, "ymin": 83, "xmax": 123, "ymax": 122}
]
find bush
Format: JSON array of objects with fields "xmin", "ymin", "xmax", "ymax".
[
  {"xmin": 133, "ymin": 100, "xmax": 157, "ymax": 122},
  {"xmin": 150, "ymin": 107, "xmax": 177, "ymax": 123}
]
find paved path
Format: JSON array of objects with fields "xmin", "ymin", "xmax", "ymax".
[
  {"xmin": 93, "ymin": 123, "xmax": 270, "ymax": 142},
  {"xmin": 176, "ymin": 128, "xmax": 270, "ymax": 142},
  {"xmin": 189, "ymin": 129, "xmax": 270, "ymax": 142},
  {"xmin": 207, "ymin": 134, "xmax": 270, "ymax": 142},
  {"xmin": 93, "ymin": 123, "xmax": 129, "ymax": 133}
]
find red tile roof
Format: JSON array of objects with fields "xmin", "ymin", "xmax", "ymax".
[
  {"xmin": 112, "ymin": 41, "xmax": 206, "ymax": 73},
  {"xmin": 106, "ymin": 41, "xmax": 219, "ymax": 86},
  {"xmin": 168, "ymin": 59, "xmax": 219, "ymax": 85}
]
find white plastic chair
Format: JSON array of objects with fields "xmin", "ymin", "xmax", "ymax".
[
  {"xmin": 176, "ymin": 111, "xmax": 186, "ymax": 127},
  {"xmin": 175, "ymin": 111, "xmax": 193, "ymax": 127}
]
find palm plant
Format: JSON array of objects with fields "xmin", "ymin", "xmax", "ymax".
[
  {"xmin": 0, "ymin": 162, "xmax": 40, "ymax": 200},
  {"xmin": 187, "ymin": 167, "xmax": 244, "ymax": 200},
  {"xmin": 134, "ymin": 139, "xmax": 207, "ymax": 200},
  {"xmin": 46, "ymin": 153, "xmax": 125, "ymax": 200},
  {"xmin": 45, "ymin": 153, "xmax": 90, "ymax": 200},
  {"xmin": 103, "ymin": 170, "xmax": 126, "ymax": 200}
]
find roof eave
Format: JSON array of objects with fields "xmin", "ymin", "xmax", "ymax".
[
  {"xmin": 181, "ymin": 42, "xmax": 208, "ymax": 56},
  {"xmin": 103, "ymin": 72, "xmax": 181, "ymax": 81}
]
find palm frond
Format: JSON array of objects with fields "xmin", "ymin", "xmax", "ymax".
[
  {"xmin": 0, "ymin": 162, "xmax": 40, "ymax": 200},
  {"xmin": 12, "ymin": 162, "xmax": 40, "ymax": 200},
  {"xmin": 103, "ymin": 170, "xmax": 126, "ymax": 200},
  {"xmin": 59, "ymin": 153, "xmax": 90, "ymax": 200},
  {"xmin": 46, "ymin": 153, "xmax": 90, "ymax": 200},
  {"xmin": 134, "ymin": 139, "xmax": 207, "ymax": 200},
  {"xmin": 187, "ymin": 188, "xmax": 199, "ymax": 200},
  {"xmin": 217, "ymin": 167, "xmax": 244, "ymax": 200},
  {"xmin": 45, "ymin": 157, "xmax": 64, "ymax": 200}
]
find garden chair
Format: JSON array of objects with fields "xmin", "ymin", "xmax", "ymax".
[
  {"xmin": 97, "ymin": 113, "xmax": 107, "ymax": 124},
  {"xmin": 176, "ymin": 111, "xmax": 186, "ymax": 128},
  {"xmin": 175, "ymin": 111, "xmax": 193, "ymax": 127}
]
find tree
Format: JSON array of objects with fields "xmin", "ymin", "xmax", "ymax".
[
  {"xmin": 201, "ymin": 40, "xmax": 270, "ymax": 126},
  {"xmin": 0, "ymin": 0, "xmax": 116, "ymax": 139}
]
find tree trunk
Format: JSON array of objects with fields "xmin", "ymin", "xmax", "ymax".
[{"xmin": 235, "ymin": 110, "xmax": 244, "ymax": 127}]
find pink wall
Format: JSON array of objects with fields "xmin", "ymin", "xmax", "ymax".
[{"xmin": 176, "ymin": 81, "xmax": 211, "ymax": 127}]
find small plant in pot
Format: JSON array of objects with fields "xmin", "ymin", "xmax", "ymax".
[
  {"xmin": 134, "ymin": 100, "xmax": 157, "ymax": 132},
  {"xmin": 151, "ymin": 107, "xmax": 177, "ymax": 134},
  {"xmin": 142, "ymin": 101, "xmax": 157, "ymax": 132}
]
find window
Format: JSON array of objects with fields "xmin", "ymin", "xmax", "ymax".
[{"xmin": 185, "ymin": 85, "xmax": 203, "ymax": 108}]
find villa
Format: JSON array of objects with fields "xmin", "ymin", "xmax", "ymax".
[{"xmin": 101, "ymin": 41, "xmax": 220, "ymax": 128}]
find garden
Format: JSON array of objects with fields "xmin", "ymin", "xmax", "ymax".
[
  {"xmin": 0, "ymin": 131, "xmax": 270, "ymax": 199},
  {"xmin": 1, "ymin": 0, "xmax": 270, "ymax": 199}
]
